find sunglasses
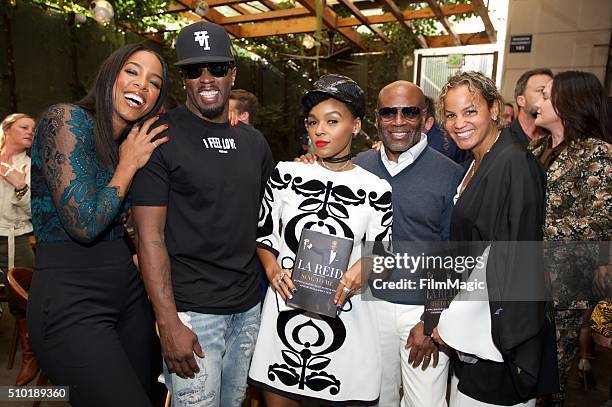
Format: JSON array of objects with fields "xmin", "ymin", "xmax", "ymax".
[
  {"xmin": 377, "ymin": 106, "xmax": 422, "ymax": 121},
  {"xmin": 181, "ymin": 62, "xmax": 234, "ymax": 79}
]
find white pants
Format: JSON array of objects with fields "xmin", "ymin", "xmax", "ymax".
[
  {"xmin": 375, "ymin": 302, "xmax": 450, "ymax": 407},
  {"xmin": 448, "ymin": 375, "xmax": 535, "ymax": 407}
]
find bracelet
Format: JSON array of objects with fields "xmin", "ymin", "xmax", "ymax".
[{"xmin": 15, "ymin": 184, "xmax": 29, "ymax": 199}]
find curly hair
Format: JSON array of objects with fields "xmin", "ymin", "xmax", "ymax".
[{"xmin": 437, "ymin": 71, "xmax": 503, "ymax": 129}]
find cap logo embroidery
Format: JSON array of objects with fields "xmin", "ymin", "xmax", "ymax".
[{"xmin": 194, "ymin": 31, "xmax": 211, "ymax": 50}]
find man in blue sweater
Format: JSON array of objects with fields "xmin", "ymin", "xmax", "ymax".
[
  {"xmin": 297, "ymin": 80, "xmax": 463, "ymax": 405},
  {"xmin": 354, "ymin": 81, "xmax": 463, "ymax": 407}
]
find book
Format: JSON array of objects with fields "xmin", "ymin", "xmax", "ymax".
[{"xmin": 287, "ymin": 229, "xmax": 353, "ymax": 318}]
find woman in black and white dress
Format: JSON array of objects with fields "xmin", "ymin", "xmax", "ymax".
[{"xmin": 248, "ymin": 74, "xmax": 392, "ymax": 406}]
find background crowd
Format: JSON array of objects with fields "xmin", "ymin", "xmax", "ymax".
[{"xmin": 0, "ymin": 18, "xmax": 610, "ymax": 407}]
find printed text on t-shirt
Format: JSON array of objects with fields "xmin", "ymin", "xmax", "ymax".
[{"xmin": 202, "ymin": 137, "xmax": 237, "ymax": 154}]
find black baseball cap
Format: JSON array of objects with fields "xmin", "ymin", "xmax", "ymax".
[
  {"xmin": 302, "ymin": 74, "xmax": 366, "ymax": 118},
  {"xmin": 175, "ymin": 22, "xmax": 234, "ymax": 66}
]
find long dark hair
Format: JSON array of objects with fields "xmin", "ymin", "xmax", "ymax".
[
  {"xmin": 551, "ymin": 71, "xmax": 611, "ymax": 144},
  {"xmin": 77, "ymin": 43, "xmax": 169, "ymax": 168}
]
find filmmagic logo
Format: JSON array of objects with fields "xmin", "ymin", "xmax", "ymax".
[
  {"xmin": 194, "ymin": 31, "xmax": 211, "ymax": 50},
  {"xmin": 371, "ymin": 278, "xmax": 486, "ymax": 292}
]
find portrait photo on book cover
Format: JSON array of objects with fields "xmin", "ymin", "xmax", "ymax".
[{"xmin": 289, "ymin": 229, "xmax": 353, "ymax": 317}]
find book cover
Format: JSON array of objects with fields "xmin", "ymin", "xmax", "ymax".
[
  {"xmin": 287, "ymin": 229, "xmax": 353, "ymax": 317},
  {"xmin": 423, "ymin": 269, "xmax": 459, "ymax": 335}
]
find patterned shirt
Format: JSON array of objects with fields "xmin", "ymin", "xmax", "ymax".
[{"xmin": 31, "ymin": 104, "xmax": 126, "ymax": 243}]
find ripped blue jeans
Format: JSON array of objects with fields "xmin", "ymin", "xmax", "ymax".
[{"xmin": 163, "ymin": 305, "xmax": 260, "ymax": 407}]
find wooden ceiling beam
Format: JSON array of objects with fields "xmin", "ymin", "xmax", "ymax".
[
  {"xmin": 173, "ymin": 1, "xmax": 473, "ymax": 27},
  {"xmin": 207, "ymin": 0, "xmax": 248, "ymax": 6},
  {"xmin": 219, "ymin": 7, "xmax": 311, "ymax": 24},
  {"xmin": 235, "ymin": 16, "xmax": 317, "ymax": 37},
  {"xmin": 426, "ymin": 31, "xmax": 489, "ymax": 47},
  {"xmin": 336, "ymin": 3, "xmax": 473, "ymax": 27},
  {"xmin": 259, "ymin": 0, "xmax": 280, "ymax": 10},
  {"xmin": 295, "ymin": 0, "xmax": 366, "ymax": 50},
  {"xmin": 333, "ymin": 0, "xmax": 420, "ymax": 12},
  {"xmin": 227, "ymin": 3, "xmax": 474, "ymax": 37},
  {"xmin": 209, "ymin": 0, "xmax": 424, "ymax": 7},
  {"xmin": 470, "ymin": 0, "xmax": 496, "ymax": 43},
  {"xmin": 336, "ymin": 0, "xmax": 390, "ymax": 43},
  {"xmin": 362, "ymin": 31, "xmax": 491, "ymax": 51},
  {"xmin": 425, "ymin": 0, "xmax": 460, "ymax": 46},
  {"xmin": 230, "ymin": 4, "xmax": 251, "ymax": 14},
  {"xmin": 376, "ymin": 0, "xmax": 428, "ymax": 48},
  {"xmin": 176, "ymin": 0, "xmax": 241, "ymax": 37}
]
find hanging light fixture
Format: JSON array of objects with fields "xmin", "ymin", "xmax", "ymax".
[
  {"xmin": 89, "ymin": 0, "xmax": 114, "ymax": 25},
  {"xmin": 75, "ymin": 12, "xmax": 88, "ymax": 24},
  {"xmin": 302, "ymin": 34, "xmax": 315, "ymax": 50},
  {"xmin": 194, "ymin": 0, "xmax": 209, "ymax": 17}
]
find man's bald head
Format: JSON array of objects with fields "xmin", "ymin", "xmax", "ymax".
[
  {"xmin": 377, "ymin": 81, "xmax": 425, "ymax": 109},
  {"xmin": 375, "ymin": 81, "xmax": 427, "ymax": 162}
]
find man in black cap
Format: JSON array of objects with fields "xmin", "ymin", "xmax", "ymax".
[{"xmin": 131, "ymin": 21, "xmax": 274, "ymax": 406}]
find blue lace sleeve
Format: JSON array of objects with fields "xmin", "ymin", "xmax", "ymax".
[{"xmin": 36, "ymin": 104, "xmax": 123, "ymax": 243}]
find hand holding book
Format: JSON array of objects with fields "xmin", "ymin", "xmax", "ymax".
[
  {"xmin": 271, "ymin": 268, "xmax": 297, "ymax": 301},
  {"xmin": 334, "ymin": 259, "xmax": 362, "ymax": 307},
  {"xmin": 257, "ymin": 247, "xmax": 297, "ymax": 301}
]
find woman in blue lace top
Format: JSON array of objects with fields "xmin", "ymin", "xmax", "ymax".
[{"xmin": 27, "ymin": 44, "xmax": 169, "ymax": 407}]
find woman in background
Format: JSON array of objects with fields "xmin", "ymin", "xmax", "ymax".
[
  {"xmin": 0, "ymin": 113, "xmax": 39, "ymax": 385},
  {"xmin": 531, "ymin": 70, "xmax": 611, "ymax": 405}
]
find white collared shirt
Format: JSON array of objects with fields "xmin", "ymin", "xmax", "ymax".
[{"xmin": 379, "ymin": 133, "xmax": 428, "ymax": 177}]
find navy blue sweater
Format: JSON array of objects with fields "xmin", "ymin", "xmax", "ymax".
[{"xmin": 354, "ymin": 147, "xmax": 464, "ymax": 304}]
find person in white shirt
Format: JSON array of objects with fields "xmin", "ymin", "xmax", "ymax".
[{"xmin": 0, "ymin": 113, "xmax": 38, "ymax": 386}]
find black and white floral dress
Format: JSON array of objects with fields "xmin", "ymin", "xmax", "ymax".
[{"xmin": 248, "ymin": 161, "xmax": 392, "ymax": 405}]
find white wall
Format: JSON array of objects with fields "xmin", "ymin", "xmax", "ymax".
[{"xmin": 501, "ymin": 0, "xmax": 612, "ymax": 102}]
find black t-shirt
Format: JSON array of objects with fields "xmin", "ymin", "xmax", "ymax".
[
  {"xmin": 507, "ymin": 118, "xmax": 530, "ymax": 148},
  {"xmin": 131, "ymin": 106, "xmax": 274, "ymax": 314}
]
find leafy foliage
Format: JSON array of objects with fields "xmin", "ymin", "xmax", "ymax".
[
  {"xmin": 8, "ymin": 0, "xmax": 476, "ymax": 159},
  {"xmin": 20, "ymin": 0, "xmax": 187, "ymax": 33}
]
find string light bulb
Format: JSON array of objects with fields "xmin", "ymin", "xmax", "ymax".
[
  {"xmin": 302, "ymin": 34, "xmax": 315, "ymax": 50},
  {"xmin": 194, "ymin": 0, "xmax": 209, "ymax": 17},
  {"xmin": 90, "ymin": 1, "xmax": 114, "ymax": 24}
]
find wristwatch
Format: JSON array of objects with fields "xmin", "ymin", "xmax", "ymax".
[{"xmin": 14, "ymin": 184, "xmax": 29, "ymax": 199}]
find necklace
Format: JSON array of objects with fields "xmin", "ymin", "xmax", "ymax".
[
  {"xmin": 470, "ymin": 131, "xmax": 501, "ymax": 177},
  {"xmin": 322, "ymin": 154, "xmax": 352, "ymax": 163},
  {"xmin": 319, "ymin": 159, "xmax": 351, "ymax": 172},
  {"xmin": 459, "ymin": 131, "xmax": 501, "ymax": 196}
]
